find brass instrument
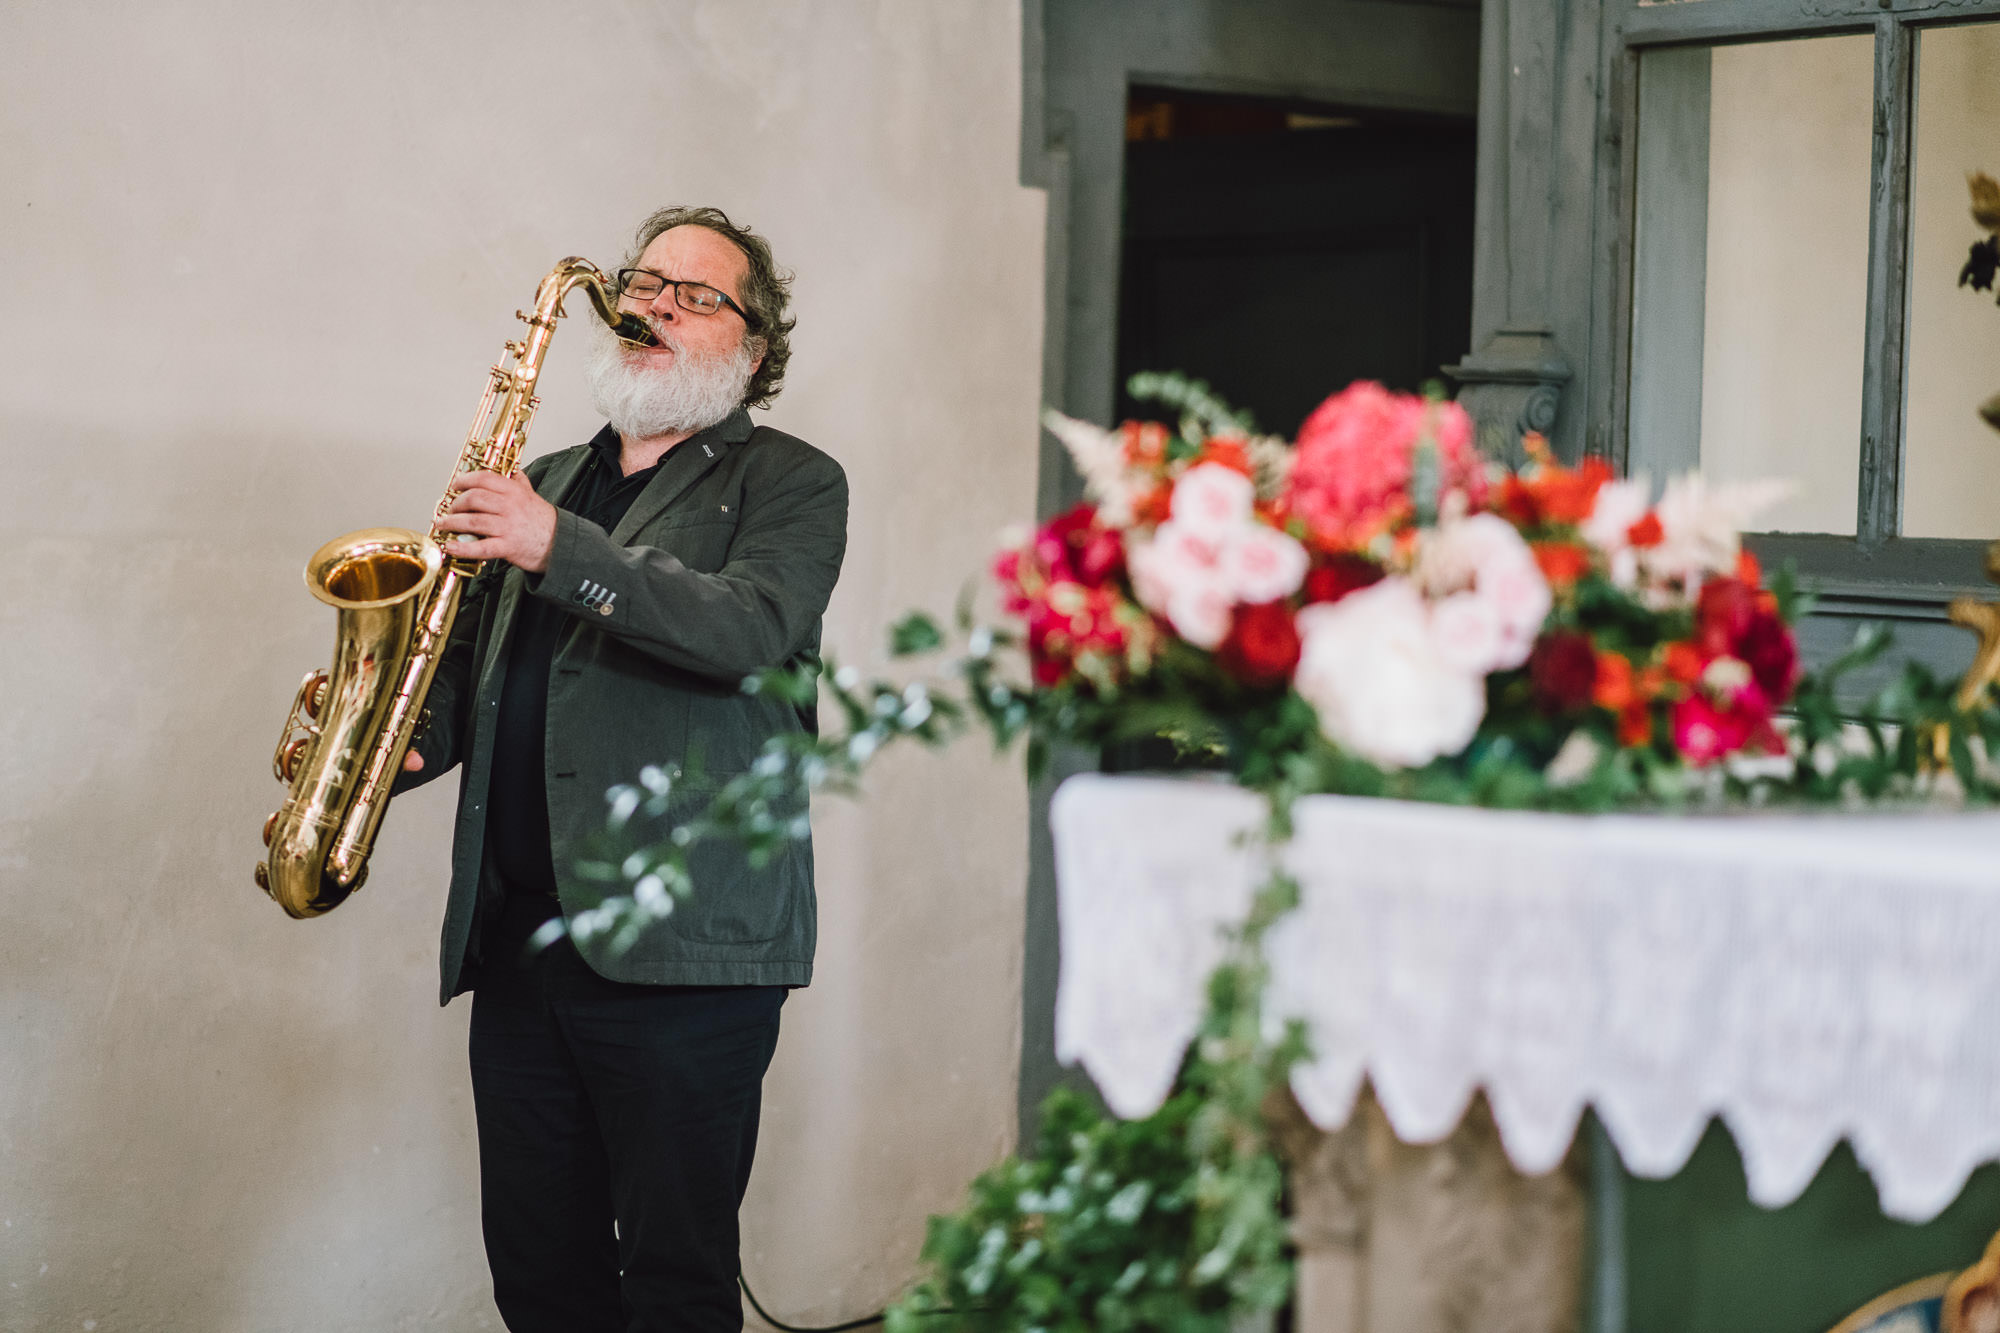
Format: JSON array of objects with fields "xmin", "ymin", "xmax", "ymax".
[{"xmin": 256, "ymin": 258, "xmax": 657, "ymax": 918}]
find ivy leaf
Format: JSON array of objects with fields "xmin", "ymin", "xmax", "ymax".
[{"xmin": 890, "ymin": 611, "xmax": 946, "ymax": 657}]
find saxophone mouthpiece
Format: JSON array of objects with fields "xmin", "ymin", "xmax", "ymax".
[{"xmin": 613, "ymin": 313, "xmax": 660, "ymax": 348}]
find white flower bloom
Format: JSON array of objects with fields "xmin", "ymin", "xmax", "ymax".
[
  {"xmin": 1165, "ymin": 580, "xmax": 1235, "ymax": 649},
  {"xmin": 1482, "ymin": 558, "xmax": 1552, "ymax": 670},
  {"xmin": 1415, "ymin": 514, "xmax": 1550, "ymax": 671},
  {"xmin": 1582, "ymin": 476, "xmax": 1651, "ymax": 590},
  {"xmin": 1416, "ymin": 512, "xmax": 1522, "ymax": 595},
  {"xmin": 1293, "ymin": 579, "xmax": 1487, "ymax": 769},
  {"xmin": 1582, "ymin": 476, "xmax": 1651, "ymax": 549},
  {"xmin": 1429, "ymin": 591, "xmax": 1504, "ymax": 675},
  {"xmin": 1169, "ymin": 462, "xmax": 1256, "ymax": 538},
  {"xmin": 1042, "ymin": 409, "xmax": 1141, "ymax": 526},
  {"xmin": 1127, "ymin": 521, "xmax": 1224, "ymax": 612},
  {"xmin": 1220, "ymin": 524, "xmax": 1309, "ymax": 605},
  {"xmin": 1645, "ymin": 474, "xmax": 1791, "ymax": 591},
  {"xmin": 1545, "ymin": 731, "xmax": 1603, "ymax": 787},
  {"xmin": 1701, "ymin": 655, "xmax": 1753, "ymax": 694}
]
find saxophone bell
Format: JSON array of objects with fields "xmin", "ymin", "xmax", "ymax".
[{"xmin": 257, "ymin": 257, "xmax": 635, "ymax": 918}]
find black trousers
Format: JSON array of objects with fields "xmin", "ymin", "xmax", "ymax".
[{"xmin": 469, "ymin": 893, "xmax": 786, "ymax": 1333}]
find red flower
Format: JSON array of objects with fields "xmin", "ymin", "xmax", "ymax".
[
  {"xmin": 1694, "ymin": 575, "xmax": 1798, "ymax": 704},
  {"xmin": 1122, "ymin": 421, "xmax": 1169, "ymax": 468},
  {"xmin": 1593, "ymin": 652, "xmax": 1636, "ymax": 711},
  {"xmin": 1023, "ymin": 581, "xmax": 1133, "ymax": 685},
  {"xmin": 1671, "ymin": 691, "xmax": 1783, "ymax": 766},
  {"xmin": 1626, "ymin": 512, "xmax": 1664, "ymax": 548},
  {"xmin": 1500, "ymin": 455, "xmax": 1613, "ymax": 528},
  {"xmin": 1532, "ymin": 541, "xmax": 1592, "ymax": 590},
  {"xmin": 1617, "ymin": 704, "xmax": 1652, "ymax": 748},
  {"xmin": 1529, "ymin": 631, "xmax": 1598, "ymax": 714},
  {"xmin": 1671, "ymin": 694, "xmax": 1750, "ymax": 766},
  {"xmin": 1736, "ymin": 610, "xmax": 1798, "ymax": 702},
  {"xmin": 1217, "ymin": 600, "xmax": 1302, "ymax": 686},
  {"xmin": 1198, "ymin": 436, "xmax": 1254, "ymax": 477},
  {"xmin": 1694, "ymin": 578, "xmax": 1758, "ymax": 658},
  {"xmin": 1034, "ymin": 505, "xmax": 1124, "ymax": 588},
  {"xmin": 1302, "ymin": 553, "xmax": 1385, "ymax": 605},
  {"xmin": 1662, "ymin": 641, "xmax": 1704, "ymax": 688}
]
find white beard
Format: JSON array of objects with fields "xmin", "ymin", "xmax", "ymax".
[{"xmin": 583, "ymin": 318, "xmax": 755, "ymax": 440}]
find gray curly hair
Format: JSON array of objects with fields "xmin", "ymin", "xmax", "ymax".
[{"xmin": 624, "ymin": 205, "xmax": 794, "ymax": 410}]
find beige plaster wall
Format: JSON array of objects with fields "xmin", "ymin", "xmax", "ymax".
[
  {"xmin": 1699, "ymin": 34, "xmax": 1874, "ymax": 536},
  {"xmin": 0, "ymin": 4, "xmax": 1042, "ymax": 1329},
  {"xmin": 1903, "ymin": 22, "xmax": 2000, "ymax": 540}
]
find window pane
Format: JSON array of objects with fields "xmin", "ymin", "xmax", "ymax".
[
  {"xmin": 1629, "ymin": 35, "xmax": 1873, "ymax": 535},
  {"xmin": 1901, "ymin": 22, "xmax": 2000, "ymax": 541}
]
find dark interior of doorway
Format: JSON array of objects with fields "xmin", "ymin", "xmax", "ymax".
[
  {"xmin": 1116, "ymin": 86, "xmax": 1478, "ymax": 440},
  {"xmin": 1101, "ymin": 88, "xmax": 1479, "ymax": 782}
]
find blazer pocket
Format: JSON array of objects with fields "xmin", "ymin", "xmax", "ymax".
[
  {"xmin": 671, "ymin": 826, "xmax": 790, "ymax": 945},
  {"xmin": 648, "ymin": 516, "xmax": 737, "ymax": 576}
]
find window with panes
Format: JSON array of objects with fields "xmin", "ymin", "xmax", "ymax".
[{"xmin": 1614, "ymin": 0, "xmax": 2000, "ymax": 639}]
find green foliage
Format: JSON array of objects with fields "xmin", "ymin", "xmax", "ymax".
[
  {"xmin": 886, "ymin": 869, "xmax": 1301, "ymax": 1333},
  {"xmin": 1127, "ymin": 370, "xmax": 1259, "ymax": 441}
]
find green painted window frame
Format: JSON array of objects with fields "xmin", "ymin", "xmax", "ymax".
[{"xmin": 1605, "ymin": 0, "xmax": 2000, "ymax": 633}]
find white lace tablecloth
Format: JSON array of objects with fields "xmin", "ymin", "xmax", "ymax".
[{"xmin": 1051, "ymin": 774, "xmax": 2000, "ymax": 1222}]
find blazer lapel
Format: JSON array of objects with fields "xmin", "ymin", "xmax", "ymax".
[
  {"xmin": 477, "ymin": 444, "xmax": 595, "ymax": 694},
  {"xmin": 610, "ymin": 409, "xmax": 755, "ymax": 544}
]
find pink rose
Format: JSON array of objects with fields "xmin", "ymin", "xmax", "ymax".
[{"xmin": 1168, "ymin": 462, "xmax": 1255, "ymax": 539}]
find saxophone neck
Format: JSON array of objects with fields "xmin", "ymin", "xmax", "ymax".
[{"xmin": 541, "ymin": 258, "xmax": 659, "ymax": 348}]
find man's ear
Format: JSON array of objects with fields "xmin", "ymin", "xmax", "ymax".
[{"xmin": 747, "ymin": 336, "xmax": 768, "ymax": 378}]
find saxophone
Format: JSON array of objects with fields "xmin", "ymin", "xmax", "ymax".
[{"xmin": 256, "ymin": 258, "xmax": 657, "ymax": 918}]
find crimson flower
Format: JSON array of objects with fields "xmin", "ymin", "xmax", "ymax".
[
  {"xmin": 1529, "ymin": 631, "xmax": 1597, "ymax": 714},
  {"xmin": 1216, "ymin": 600, "xmax": 1302, "ymax": 687}
]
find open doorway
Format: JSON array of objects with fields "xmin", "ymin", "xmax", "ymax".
[{"xmin": 1115, "ymin": 86, "xmax": 1478, "ymax": 439}]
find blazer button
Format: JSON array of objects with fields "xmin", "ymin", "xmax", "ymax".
[{"xmin": 597, "ymin": 603, "xmax": 614, "ymax": 616}]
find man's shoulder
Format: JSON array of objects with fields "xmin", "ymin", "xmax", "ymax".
[{"xmin": 739, "ymin": 422, "xmax": 845, "ymax": 490}]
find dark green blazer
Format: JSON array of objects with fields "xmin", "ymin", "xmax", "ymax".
[{"xmin": 401, "ymin": 408, "xmax": 848, "ymax": 1001}]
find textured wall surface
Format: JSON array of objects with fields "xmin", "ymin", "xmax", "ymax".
[{"xmin": 0, "ymin": 4, "xmax": 1041, "ymax": 1328}]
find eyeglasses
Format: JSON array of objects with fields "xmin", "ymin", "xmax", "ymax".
[{"xmin": 615, "ymin": 268, "xmax": 755, "ymax": 327}]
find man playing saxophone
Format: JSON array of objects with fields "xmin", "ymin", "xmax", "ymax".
[{"xmin": 395, "ymin": 205, "xmax": 847, "ymax": 1332}]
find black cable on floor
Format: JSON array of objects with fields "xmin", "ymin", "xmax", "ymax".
[{"xmin": 739, "ymin": 1274, "xmax": 885, "ymax": 1332}]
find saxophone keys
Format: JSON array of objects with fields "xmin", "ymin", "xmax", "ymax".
[
  {"xmin": 262, "ymin": 810, "xmax": 280, "ymax": 847},
  {"xmin": 253, "ymin": 861, "xmax": 272, "ymax": 897},
  {"xmin": 301, "ymin": 670, "xmax": 330, "ymax": 720},
  {"xmin": 277, "ymin": 737, "xmax": 312, "ymax": 783}
]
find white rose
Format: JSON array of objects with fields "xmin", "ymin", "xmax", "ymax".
[
  {"xmin": 1430, "ymin": 591, "xmax": 1505, "ymax": 675},
  {"xmin": 1482, "ymin": 556, "xmax": 1553, "ymax": 670},
  {"xmin": 1293, "ymin": 579, "xmax": 1487, "ymax": 769},
  {"xmin": 1168, "ymin": 462, "xmax": 1256, "ymax": 539},
  {"xmin": 1220, "ymin": 524, "xmax": 1309, "ymax": 605},
  {"xmin": 1416, "ymin": 512, "xmax": 1522, "ymax": 595}
]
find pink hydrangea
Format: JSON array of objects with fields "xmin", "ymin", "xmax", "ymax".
[{"xmin": 1284, "ymin": 382, "xmax": 1487, "ymax": 550}]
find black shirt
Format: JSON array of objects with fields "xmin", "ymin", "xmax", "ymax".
[{"xmin": 483, "ymin": 421, "xmax": 722, "ymax": 899}]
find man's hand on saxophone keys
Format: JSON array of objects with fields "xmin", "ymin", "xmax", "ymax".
[{"xmin": 435, "ymin": 469, "xmax": 558, "ymax": 575}]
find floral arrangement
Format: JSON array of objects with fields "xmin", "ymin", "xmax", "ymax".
[
  {"xmin": 570, "ymin": 373, "xmax": 2000, "ymax": 1332},
  {"xmin": 1004, "ymin": 375, "xmax": 1825, "ymax": 806}
]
